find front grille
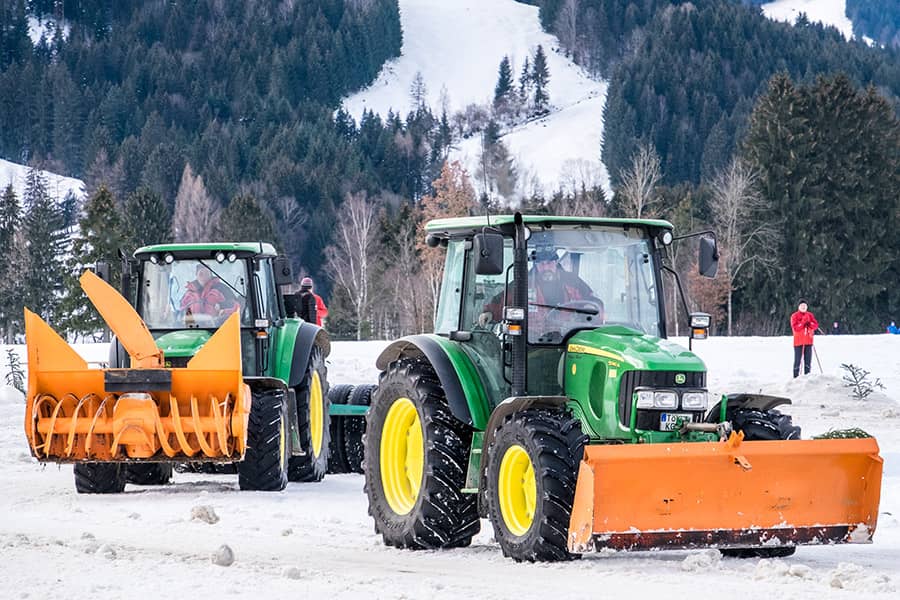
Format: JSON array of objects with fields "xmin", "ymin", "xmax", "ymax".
[{"xmin": 618, "ymin": 370, "xmax": 706, "ymax": 427}]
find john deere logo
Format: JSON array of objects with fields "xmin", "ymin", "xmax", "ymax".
[{"xmin": 675, "ymin": 373, "xmax": 686, "ymax": 384}]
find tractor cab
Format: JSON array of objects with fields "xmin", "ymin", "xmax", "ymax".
[{"xmin": 129, "ymin": 243, "xmax": 295, "ymax": 377}]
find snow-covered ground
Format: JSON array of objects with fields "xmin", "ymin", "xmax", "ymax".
[
  {"xmin": 1, "ymin": 334, "xmax": 898, "ymax": 598},
  {"xmin": 341, "ymin": 0, "xmax": 609, "ymax": 201},
  {"xmin": 762, "ymin": 0, "xmax": 855, "ymax": 41},
  {"xmin": 0, "ymin": 157, "xmax": 85, "ymax": 203}
]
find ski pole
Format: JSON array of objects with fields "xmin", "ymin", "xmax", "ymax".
[{"xmin": 812, "ymin": 345, "xmax": 824, "ymax": 374}]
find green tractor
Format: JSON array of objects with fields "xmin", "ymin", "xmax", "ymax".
[
  {"xmin": 363, "ymin": 214, "xmax": 882, "ymax": 561},
  {"xmin": 55, "ymin": 242, "xmax": 333, "ymax": 493}
]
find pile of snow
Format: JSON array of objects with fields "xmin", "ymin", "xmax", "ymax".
[
  {"xmin": 761, "ymin": 0, "xmax": 855, "ymax": 41},
  {"xmin": 0, "ymin": 335, "xmax": 897, "ymax": 598},
  {"xmin": 341, "ymin": 0, "xmax": 609, "ymax": 201},
  {"xmin": 0, "ymin": 158, "xmax": 85, "ymax": 203}
]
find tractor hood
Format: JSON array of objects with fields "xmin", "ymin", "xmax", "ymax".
[
  {"xmin": 567, "ymin": 326, "xmax": 705, "ymax": 372},
  {"xmin": 154, "ymin": 329, "xmax": 213, "ymax": 358}
]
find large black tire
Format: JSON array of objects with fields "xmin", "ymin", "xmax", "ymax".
[
  {"xmin": 238, "ymin": 387, "xmax": 289, "ymax": 491},
  {"xmin": 288, "ymin": 346, "xmax": 331, "ymax": 482},
  {"xmin": 721, "ymin": 407, "xmax": 799, "ymax": 558},
  {"xmin": 485, "ymin": 407, "xmax": 585, "ymax": 562},
  {"xmin": 364, "ymin": 358, "xmax": 480, "ymax": 549},
  {"xmin": 326, "ymin": 384, "xmax": 355, "ymax": 474},
  {"xmin": 74, "ymin": 462, "xmax": 127, "ymax": 494},
  {"xmin": 343, "ymin": 384, "xmax": 374, "ymax": 474},
  {"xmin": 126, "ymin": 463, "xmax": 173, "ymax": 485}
]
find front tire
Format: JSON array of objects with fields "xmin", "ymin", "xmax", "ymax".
[
  {"xmin": 126, "ymin": 463, "xmax": 173, "ymax": 485},
  {"xmin": 485, "ymin": 407, "xmax": 585, "ymax": 562},
  {"xmin": 364, "ymin": 359, "xmax": 479, "ymax": 549},
  {"xmin": 288, "ymin": 346, "xmax": 331, "ymax": 482},
  {"xmin": 74, "ymin": 462, "xmax": 127, "ymax": 494},
  {"xmin": 238, "ymin": 388, "xmax": 289, "ymax": 491}
]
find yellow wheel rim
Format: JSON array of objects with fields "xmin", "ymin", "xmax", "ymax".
[
  {"xmin": 498, "ymin": 444, "xmax": 537, "ymax": 537},
  {"xmin": 380, "ymin": 397, "xmax": 424, "ymax": 515},
  {"xmin": 310, "ymin": 371, "xmax": 323, "ymax": 457}
]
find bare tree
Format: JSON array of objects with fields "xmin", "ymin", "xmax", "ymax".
[
  {"xmin": 324, "ymin": 192, "xmax": 379, "ymax": 340},
  {"xmin": 709, "ymin": 159, "xmax": 781, "ymax": 335},
  {"xmin": 418, "ymin": 161, "xmax": 477, "ymax": 324},
  {"xmin": 618, "ymin": 144, "xmax": 662, "ymax": 218},
  {"xmin": 172, "ymin": 163, "xmax": 219, "ymax": 242},
  {"xmin": 556, "ymin": 0, "xmax": 579, "ymax": 59}
]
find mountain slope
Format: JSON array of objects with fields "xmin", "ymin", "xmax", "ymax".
[
  {"xmin": 0, "ymin": 158, "xmax": 84, "ymax": 203},
  {"xmin": 342, "ymin": 0, "xmax": 609, "ymax": 201}
]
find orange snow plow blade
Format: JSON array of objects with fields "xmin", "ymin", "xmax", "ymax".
[
  {"xmin": 24, "ymin": 271, "xmax": 250, "ymax": 463},
  {"xmin": 568, "ymin": 432, "xmax": 883, "ymax": 552}
]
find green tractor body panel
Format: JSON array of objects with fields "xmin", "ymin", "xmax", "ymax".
[
  {"xmin": 429, "ymin": 335, "xmax": 492, "ymax": 430},
  {"xmin": 154, "ymin": 329, "xmax": 212, "ymax": 360},
  {"xmin": 563, "ymin": 327, "xmax": 709, "ymax": 442},
  {"xmin": 269, "ymin": 317, "xmax": 301, "ymax": 382},
  {"xmin": 425, "ymin": 214, "xmax": 674, "ymax": 232}
]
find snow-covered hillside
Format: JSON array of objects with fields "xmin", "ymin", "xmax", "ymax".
[
  {"xmin": 1, "ymin": 335, "xmax": 898, "ymax": 598},
  {"xmin": 341, "ymin": 0, "xmax": 609, "ymax": 202},
  {"xmin": 0, "ymin": 157, "xmax": 85, "ymax": 203},
  {"xmin": 762, "ymin": 0, "xmax": 855, "ymax": 41}
]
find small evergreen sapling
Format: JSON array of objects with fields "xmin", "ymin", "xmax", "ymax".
[
  {"xmin": 4, "ymin": 348, "xmax": 25, "ymax": 394},
  {"xmin": 840, "ymin": 363, "xmax": 884, "ymax": 401}
]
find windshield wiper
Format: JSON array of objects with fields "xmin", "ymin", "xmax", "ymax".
[
  {"xmin": 199, "ymin": 260, "xmax": 247, "ymax": 299},
  {"xmin": 528, "ymin": 301, "xmax": 599, "ymax": 315}
]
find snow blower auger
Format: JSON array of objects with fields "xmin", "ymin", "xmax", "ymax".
[
  {"xmin": 25, "ymin": 242, "xmax": 334, "ymax": 493},
  {"xmin": 363, "ymin": 213, "xmax": 883, "ymax": 562}
]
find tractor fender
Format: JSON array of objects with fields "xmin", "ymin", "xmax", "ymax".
[
  {"xmin": 477, "ymin": 395, "xmax": 569, "ymax": 515},
  {"xmin": 288, "ymin": 322, "xmax": 331, "ymax": 388},
  {"xmin": 706, "ymin": 393, "xmax": 792, "ymax": 423},
  {"xmin": 375, "ymin": 335, "xmax": 490, "ymax": 429}
]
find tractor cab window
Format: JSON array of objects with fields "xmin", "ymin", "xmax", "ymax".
[
  {"xmin": 140, "ymin": 259, "xmax": 250, "ymax": 329},
  {"xmin": 434, "ymin": 240, "xmax": 466, "ymax": 334},
  {"xmin": 526, "ymin": 227, "xmax": 661, "ymax": 343},
  {"xmin": 253, "ymin": 260, "xmax": 276, "ymax": 321}
]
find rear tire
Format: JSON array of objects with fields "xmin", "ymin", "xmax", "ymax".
[
  {"xmin": 74, "ymin": 463, "xmax": 127, "ymax": 494},
  {"xmin": 126, "ymin": 463, "xmax": 173, "ymax": 485},
  {"xmin": 485, "ymin": 407, "xmax": 585, "ymax": 562},
  {"xmin": 731, "ymin": 408, "xmax": 801, "ymax": 440},
  {"xmin": 288, "ymin": 346, "xmax": 331, "ymax": 482},
  {"xmin": 364, "ymin": 359, "xmax": 479, "ymax": 549},
  {"xmin": 344, "ymin": 384, "xmax": 374, "ymax": 474},
  {"xmin": 238, "ymin": 388, "xmax": 289, "ymax": 491},
  {"xmin": 326, "ymin": 384, "xmax": 354, "ymax": 474}
]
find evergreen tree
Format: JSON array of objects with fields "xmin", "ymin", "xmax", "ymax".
[
  {"xmin": 531, "ymin": 44, "xmax": 550, "ymax": 115},
  {"xmin": 0, "ymin": 185, "xmax": 22, "ymax": 340},
  {"xmin": 494, "ymin": 55, "xmax": 515, "ymax": 111},
  {"xmin": 22, "ymin": 166, "xmax": 66, "ymax": 323},
  {"xmin": 124, "ymin": 187, "xmax": 171, "ymax": 250},
  {"xmin": 214, "ymin": 194, "xmax": 277, "ymax": 243},
  {"xmin": 518, "ymin": 55, "xmax": 532, "ymax": 104},
  {"xmin": 58, "ymin": 185, "xmax": 128, "ymax": 337}
]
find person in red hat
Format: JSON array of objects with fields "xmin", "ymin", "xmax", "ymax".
[
  {"xmin": 299, "ymin": 277, "xmax": 328, "ymax": 327},
  {"xmin": 790, "ymin": 299, "xmax": 819, "ymax": 377}
]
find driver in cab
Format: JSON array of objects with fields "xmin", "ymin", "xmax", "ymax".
[
  {"xmin": 180, "ymin": 264, "xmax": 240, "ymax": 321},
  {"xmin": 480, "ymin": 245, "xmax": 604, "ymax": 336}
]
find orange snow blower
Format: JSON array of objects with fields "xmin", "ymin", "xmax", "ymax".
[{"xmin": 24, "ymin": 270, "xmax": 250, "ymax": 463}]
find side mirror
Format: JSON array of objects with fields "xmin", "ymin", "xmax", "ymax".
[
  {"xmin": 698, "ymin": 237, "xmax": 718, "ymax": 278},
  {"xmin": 273, "ymin": 256, "xmax": 293, "ymax": 286},
  {"xmin": 473, "ymin": 232, "xmax": 504, "ymax": 275}
]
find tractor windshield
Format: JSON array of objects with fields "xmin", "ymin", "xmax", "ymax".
[
  {"xmin": 527, "ymin": 227, "xmax": 661, "ymax": 343},
  {"xmin": 139, "ymin": 259, "xmax": 250, "ymax": 329}
]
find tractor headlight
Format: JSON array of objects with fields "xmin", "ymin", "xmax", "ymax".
[
  {"xmin": 653, "ymin": 391, "xmax": 678, "ymax": 409},
  {"xmin": 635, "ymin": 390, "xmax": 655, "ymax": 408},
  {"xmin": 681, "ymin": 391, "xmax": 708, "ymax": 410}
]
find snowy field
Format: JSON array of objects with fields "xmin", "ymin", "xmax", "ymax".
[
  {"xmin": 0, "ymin": 158, "xmax": 85, "ymax": 203},
  {"xmin": 341, "ymin": 0, "xmax": 609, "ymax": 199},
  {"xmin": 1, "ymin": 334, "xmax": 898, "ymax": 598}
]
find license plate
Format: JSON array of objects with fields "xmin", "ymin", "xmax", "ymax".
[{"xmin": 659, "ymin": 413, "xmax": 693, "ymax": 431}]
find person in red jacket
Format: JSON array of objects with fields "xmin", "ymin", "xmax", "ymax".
[
  {"xmin": 300, "ymin": 277, "xmax": 328, "ymax": 327},
  {"xmin": 790, "ymin": 299, "xmax": 819, "ymax": 377}
]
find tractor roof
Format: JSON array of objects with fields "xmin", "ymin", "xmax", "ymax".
[
  {"xmin": 425, "ymin": 215, "xmax": 673, "ymax": 238},
  {"xmin": 134, "ymin": 242, "xmax": 278, "ymax": 259}
]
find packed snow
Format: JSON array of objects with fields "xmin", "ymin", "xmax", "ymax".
[
  {"xmin": 1, "ymin": 334, "xmax": 898, "ymax": 598},
  {"xmin": 761, "ymin": 0, "xmax": 855, "ymax": 41},
  {"xmin": 0, "ymin": 157, "xmax": 85, "ymax": 203},
  {"xmin": 341, "ymin": 0, "xmax": 609, "ymax": 201}
]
